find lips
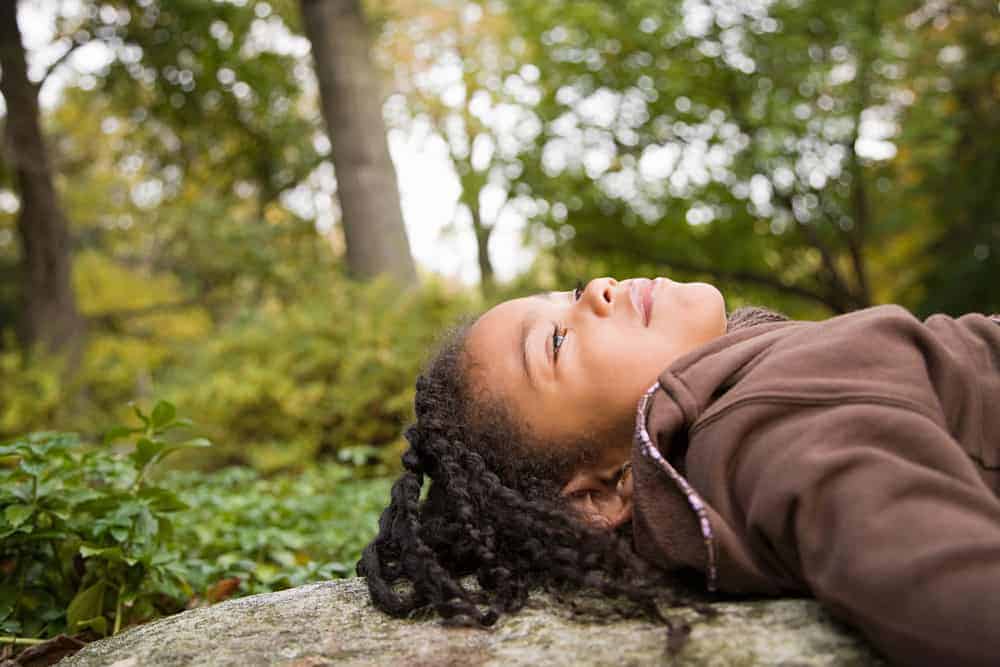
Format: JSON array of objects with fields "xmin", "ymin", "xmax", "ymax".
[
  {"xmin": 629, "ymin": 278, "xmax": 656, "ymax": 326},
  {"xmin": 641, "ymin": 279, "xmax": 656, "ymax": 325}
]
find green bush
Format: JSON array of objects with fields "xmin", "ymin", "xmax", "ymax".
[
  {"xmin": 0, "ymin": 403, "xmax": 391, "ymax": 642},
  {"xmin": 0, "ymin": 341, "xmax": 69, "ymax": 441},
  {"xmin": 163, "ymin": 463, "xmax": 390, "ymax": 597},
  {"xmin": 0, "ymin": 276, "xmax": 476, "ymax": 472},
  {"xmin": 159, "ymin": 276, "xmax": 473, "ymax": 471},
  {"xmin": 0, "ymin": 402, "xmax": 211, "ymax": 639},
  {"xmin": 0, "ymin": 333, "xmax": 188, "ymax": 446}
]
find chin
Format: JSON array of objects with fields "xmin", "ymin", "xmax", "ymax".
[
  {"xmin": 681, "ymin": 281, "xmax": 727, "ymax": 336},
  {"xmin": 679, "ymin": 280, "xmax": 724, "ymax": 306}
]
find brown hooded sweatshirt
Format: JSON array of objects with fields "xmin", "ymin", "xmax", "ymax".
[{"xmin": 630, "ymin": 305, "xmax": 1000, "ymax": 666}]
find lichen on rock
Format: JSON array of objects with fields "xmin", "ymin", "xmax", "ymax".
[{"xmin": 59, "ymin": 578, "xmax": 883, "ymax": 666}]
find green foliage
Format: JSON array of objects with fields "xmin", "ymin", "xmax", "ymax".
[
  {"xmin": 0, "ymin": 404, "xmax": 391, "ymax": 641},
  {"xmin": 162, "ymin": 464, "xmax": 390, "ymax": 596},
  {"xmin": 500, "ymin": 0, "xmax": 999, "ymax": 317},
  {"xmin": 0, "ymin": 402, "xmax": 209, "ymax": 639},
  {"xmin": 0, "ymin": 273, "xmax": 475, "ymax": 469},
  {"xmin": 156, "ymin": 276, "xmax": 472, "ymax": 471},
  {"xmin": 0, "ymin": 341, "xmax": 66, "ymax": 439},
  {"xmin": 888, "ymin": 0, "xmax": 1000, "ymax": 317}
]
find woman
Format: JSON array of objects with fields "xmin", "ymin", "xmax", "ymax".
[{"xmin": 359, "ymin": 277, "xmax": 1000, "ymax": 666}]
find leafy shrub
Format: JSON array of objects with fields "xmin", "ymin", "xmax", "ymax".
[
  {"xmin": 0, "ymin": 334, "xmax": 187, "ymax": 446},
  {"xmin": 163, "ymin": 464, "xmax": 390, "ymax": 597},
  {"xmin": 0, "ymin": 275, "xmax": 476, "ymax": 472},
  {"xmin": 159, "ymin": 276, "xmax": 474, "ymax": 471},
  {"xmin": 0, "ymin": 343, "xmax": 66, "ymax": 441},
  {"xmin": 0, "ymin": 403, "xmax": 391, "ymax": 642},
  {"xmin": 0, "ymin": 249, "xmax": 214, "ymax": 443},
  {"xmin": 0, "ymin": 402, "xmax": 210, "ymax": 639}
]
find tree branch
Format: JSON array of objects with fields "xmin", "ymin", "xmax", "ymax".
[
  {"xmin": 771, "ymin": 190, "xmax": 859, "ymax": 310},
  {"xmin": 724, "ymin": 84, "xmax": 861, "ymax": 311},
  {"xmin": 35, "ymin": 40, "xmax": 83, "ymax": 92},
  {"xmin": 841, "ymin": 0, "xmax": 880, "ymax": 307}
]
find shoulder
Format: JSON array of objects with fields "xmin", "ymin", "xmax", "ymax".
[
  {"xmin": 723, "ymin": 305, "xmax": 926, "ymax": 382},
  {"xmin": 759, "ymin": 304, "xmax": 926, "ymax": 363},
  {"xmin": 695, "ymin": 305, "xmax": 945, "ymax": 424}
]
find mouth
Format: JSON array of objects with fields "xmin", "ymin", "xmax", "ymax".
[{"xmin": 629, "ymin": 278, "xmax": 657, "ymax": 326}]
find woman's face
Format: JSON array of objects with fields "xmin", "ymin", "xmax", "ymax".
[{"xmin": 464, "ymin": 276, "xmax": 727, "ymax": 481}]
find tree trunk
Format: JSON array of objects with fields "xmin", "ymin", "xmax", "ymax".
[
  {"xmin": 470, "ymin": 205, "xmax": 495, "ymax": 297},
  {"xmin": 298, "ymin": 0, "xmax": 418, "ymax": 284},
  {"xmin": 457, "ymin": 165, "xmax": 495, "ymax": 296},
  {"xmin": 0, "ymin": 0, "xmax": 85, "ymax": 354}
]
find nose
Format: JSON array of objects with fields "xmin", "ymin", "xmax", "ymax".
[{"xmin": 579, "ymin": 277, "xmax": 617, "ymax": 317}]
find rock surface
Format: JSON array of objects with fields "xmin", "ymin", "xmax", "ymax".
[{"xmin": 60, "ymin": 578, "xmax": 884, "ymax": 666}]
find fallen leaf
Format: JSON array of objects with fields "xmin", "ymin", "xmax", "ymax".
[{"xmin": 206, "ymin": 577, "xmax": 241, "ymax": 603}]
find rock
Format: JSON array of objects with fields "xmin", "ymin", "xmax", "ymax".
[{"xmin": 59, "ymin": 578, "xmax": 883, "ymax": 666}]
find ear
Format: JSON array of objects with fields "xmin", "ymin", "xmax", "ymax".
[{"xmin": 560, "ymin": 465, "xmax": 634, "ymax": 530}]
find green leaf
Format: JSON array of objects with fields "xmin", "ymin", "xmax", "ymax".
[
  {"xmin": 19, "ymin": 459, "xmax": 45, "ymax": 476},
  {"xmin": 67, "ymin": 580, "xmax": 106, "ymax": 633},
  {"xmin": 4, "ymin": 504, "xmax": 33, "ymax": 528},
  {"xmin": 130, "ymin": 402, "xmax": 150, "ymax": 427},
  {"xmin": 0, "ymin": 443, "xmax": 22, "ymax": 458},
  {"xmin": 157, "ymin": 417, "xmax": 194, "ymax": 434},
  {"xmin": 149, "ymin": 438, "xmax": 212, "ymax": 467},
  {"xmin": 132, "ymin": 437, "xmax": 164, "ymax": 469},
  {"xmin": 138, "ymin": 487, "xmax": 189, "ymax": 512},
  {"xmin": 9, "ymin": 485, "xmax": 34, "ymax": 503},
  {"xmin": 1, "ymin": 618, "xmax": 22, "ymax": 634},
  {"xmin": 0, "ymin": 528, "xmax": 68, "ymax": 545},
  {"xmin": 79, "ymin": 615, "xmax": 108, "ymax": 636},
  {"xmin": 80, "ymin": 544, "xmax": 125, "ymax": 560},
  {"xmin": 77, "ymin": 496, "xmax": 122, "ymax": 515},
  {"xmin": 27, "ymin": 433, "xmax": 77, "ymax": 458},
  {"xmin": 0, "ymin": 587, "xmax": 15, "ymax": 622},
  {"xmin": 102, "ymin": 425, "xmax": 141, "ymax": 445},
  {"xmin": 150, "ymin": 401, "xmax": 177, "ymax": 430},
  {"xmin": 133, "ymin": 507, "xmax": 159, "ymax": 542}
]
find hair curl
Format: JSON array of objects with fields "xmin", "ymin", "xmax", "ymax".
[{"xmin": 358, "ymin": 304, "xmax": 788, "ymax": 642}]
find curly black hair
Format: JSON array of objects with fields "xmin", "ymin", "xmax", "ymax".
[{"xmin": 357, "ymin": 304, "xmax": 788, "ymax": 642}]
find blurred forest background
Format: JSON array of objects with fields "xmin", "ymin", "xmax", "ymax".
[
  {"xmin": 2, "ymin": 0, "xmax": 999, "ymax": 454},
  {"xmin": 0, "ymin": 0, "xmax": 998, "ymax": 646}
]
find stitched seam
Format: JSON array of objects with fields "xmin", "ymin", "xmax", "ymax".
[
  {"xmin": 967, "ymin": 452, "xmax": 1000, "ymax": 471},
  {"xmin": 635, "ymin": 381, "xmax": 718, "ymax": 592}
]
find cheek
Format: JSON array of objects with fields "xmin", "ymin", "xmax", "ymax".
[{"xmin": 597, "ymin": 339, "xmax": 664, "ymax": 408}]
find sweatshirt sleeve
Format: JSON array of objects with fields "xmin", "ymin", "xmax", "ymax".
[{"xmin": 728, "ymin": 401, "xmax": 1000, "ymax": 667}]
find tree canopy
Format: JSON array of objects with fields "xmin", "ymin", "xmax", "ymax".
[{"xmin": 0, "ymin": 0, "xmax": 996, "ymax": 439}]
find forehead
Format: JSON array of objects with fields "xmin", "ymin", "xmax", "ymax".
[
  {"xmin": 471, "ymin": 290, "xmax": 564, "ymax": 333},
  {"xmin": 466, "ymin": 296, "xmax": 537, "ymax": 365},
  {"xmin": 472, "ymin": 295, "xmax": 536, "ymax": 333}
]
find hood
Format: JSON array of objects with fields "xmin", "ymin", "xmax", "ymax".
[{"xmin": 630, "ymin": 316, "xmax": 802, "ymax": 591}]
